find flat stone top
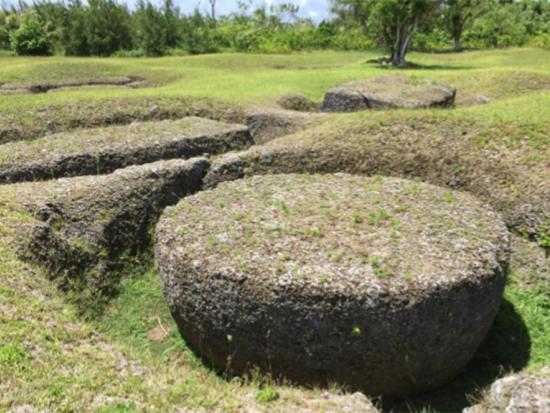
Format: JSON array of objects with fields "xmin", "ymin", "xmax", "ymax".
[
  {"xmin": 0, "ymin": 158, "xmax": 207, "ymax": 217},
  {"xmin": 329, "ymin": 75, "xmax": 456, "ymax": 108},
  {"xmin": 158, "ymin": 174, "xmax": 509, "ymax": 300},
  {"xmin": 0, "ymin": 117, "xmax": 246, "ymax": 165}
]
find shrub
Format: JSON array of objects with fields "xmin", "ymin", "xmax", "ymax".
[
  {"xmin": 9, "ymin": 17, "xmax": 51, "ymax": 55},
  {"xmin": 528, "ymin": 33, "xmax": 550, "ymax": 50},
  {"xmin": 329, "ymin": 29, "xmax": 374, "ymax": 51},
  {"xmin": 112, "ymin": 49, "xmax": 145, "ymax": 57}
]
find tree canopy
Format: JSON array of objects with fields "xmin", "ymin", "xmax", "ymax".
[{"xmin": 0, "ymin": 0, "xmax": 549, "ymax": 59}]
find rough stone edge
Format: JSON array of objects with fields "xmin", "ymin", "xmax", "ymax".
[
  {"xmin": 0, "ymin": 121, "xmax": 252, "ymax": 184},
  {"xmin": 15, "ymin": 157, "xmax": 209, "ymax": 299}
]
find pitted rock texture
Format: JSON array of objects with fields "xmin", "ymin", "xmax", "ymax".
[
  {"xmin": 0, "ymin": 117, "xmax": 251, "ymax": 184},
  {"xmin": 203, "ymin": 116, "xmax": 549, "ymax": 243},
  {"xmin": 464, "ymin": 368, "xmax": 550, "ymax": 413},
  {"xmin": 322, "ymin": 75, "xmax": 456, "ymax": 112},
  {"xmin": 156, "ymin": 174, "xmax": 509, "ymax": 397},
  {"xmin": 2, "ymin": 158, "xmax": 208, "ymax": 299}
]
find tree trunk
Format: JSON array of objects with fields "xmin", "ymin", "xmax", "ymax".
[
  {"xmin": 391, "ymin": 15, "xmax": 417, "ymax": 67},
  {"xmin": 453, "ymin": 27, "xmax": 463, "ymax": 52},
  {"xmin": 210, "ymin": 0, "xmax": 216, "ymax": 23}
]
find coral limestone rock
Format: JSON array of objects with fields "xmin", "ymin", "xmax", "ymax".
[
  {"xmin": 0, "ymin": 117, "xmax": 251, "ymax": 183},
  {"xmin": 322, "ymin": 75, "xmax": 456, "ymax": 112},
  {"xmin": 156, "ymin": 174, "xmax": 509, "ymax": 397},
  {"xmin": 464, "ymin": 368, "xmax": 550, "ymax": 413}
]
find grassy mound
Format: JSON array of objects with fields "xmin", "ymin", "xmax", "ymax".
[
  {"xmin": 0, "ymin": 117, "xmax": 251, "ymax": 183},
  {"xmin": 0, "ymin": 96, "xmax": 247, "ymax": 144},
  {"xmin": 276, "ymin": 93, "xmax": 320, "ymax": 112},
  {"xmin": 245, "ymin": 108, "xmax": 325, "ymax": 144}
]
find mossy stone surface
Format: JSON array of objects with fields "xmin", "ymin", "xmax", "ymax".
[{"xmin": 156, "ymin": 173, "xmax": 509, "ymax": 397}]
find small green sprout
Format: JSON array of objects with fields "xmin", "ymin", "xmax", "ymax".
[{"xmin": 257, "ymin": 387, "xmax": 280, "ymax": 403}]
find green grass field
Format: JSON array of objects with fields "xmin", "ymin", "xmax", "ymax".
[{"xmin": 0, "ymin": 48, "xmax": 549, "ymax": 412}]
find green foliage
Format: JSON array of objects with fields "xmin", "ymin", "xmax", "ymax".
[
  {"xmin": 111, "ymin": 48, "xmax": 146, "ymax": 57},
  {"xmin": 528, "ymin": 33, "xmax": 550, "ymax": 50},
  {"xmin": 0, "ymin": 11, "xmax": 17, "ymax": 49},
  {"xmin": 0, "ymin": 344, "xmax": 27, "ymax": 366},
  {"xmin": 133, "ymin": 0, "xmax": 166, "ymax": 56},
  {"xmin": 85, "ymin": 0, "xmax": 132, "ymax": 56},
  {"xmin": 9, "ymin": 14, "xmax": 51, "ymax": 55},
  {"xmin": 3, "ymin": 0, "xmax": 549, "ymax": 56},
  {"xmin": 466, "ymin": 3, "xmax": 528, "ymax": 48},
  {"xmin": 256, "ymin": 387, "xmax": 280, "ymax": 403}
]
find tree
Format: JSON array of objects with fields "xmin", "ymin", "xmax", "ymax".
[
  {"xmin": 134, "ymin": 0, "xmax": 165, "ymax": 56},
  {"xmin": 442, "ymin": 0, "xmax": 489, "ymax": 51},
  {"xmin": 0, "ymin": 11, "xmax": 14, "ymax": 49},
  {"xmin": 9, "ymin": 12, "xmax": 51, "ymax": 55},
  {"xmin": 208, "ymin": 0, "xmax": 216, "ymax": 23},
  {"xmin": 63, "ymin": 0, "xmax": 89, "ymax": 55},
  {"xmin": 162, "ymin": 0, "xmax": 180, "ymax": 48},
  {"xmin": 331, "ymin": 0, "xmax": 437, "ymax": 66},
  {"xmin": 330, "ymin": 0, "xmax": 373, "ymax": 32},
  {"xmin": 369, "ymin": 0, "xmax": 438, "ymax": 66},
  {"xmin": 85, "ymin": 0, "xmax": 132, "ymax": 56}
]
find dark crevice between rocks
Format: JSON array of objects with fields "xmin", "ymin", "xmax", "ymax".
[
  {"xmin": 0, "ymin": 76, "xmax": 144, "ymax": 95},
  {"xmin": 0, "ymin": 120, "xmax": 253, "ymax": 184},
  {"xmin": 0, "ymin": 96, "xmax": 248, "ymax": 145}
]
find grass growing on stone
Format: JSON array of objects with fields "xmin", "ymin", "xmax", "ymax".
[
  {"xmin": 165, "ymin": 174, "xmax": 507, "ymax": 295},
  {"xmin": 1, "ymin": 47, "xmax": 549, "ymax": 412}
]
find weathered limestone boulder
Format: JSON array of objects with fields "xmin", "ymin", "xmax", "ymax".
[
  {"xmin": 156, "ymin": 174, "xmax": 509, "ymax": 397},
  {"xmin": 322, "ymin": 75, "xmax": 456, "ymax": 112},
  {"xmin": 0, "ymin": 117, "xmax": 251, "ymax": 184},
  {"xmin": 3, "ymin": 158, "xmax": 208, "ymax": 303},
  {"xmin": 464, "ymin": 368, "xmax": 550, "ymax": 413}
]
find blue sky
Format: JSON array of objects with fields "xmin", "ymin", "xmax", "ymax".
[
  {"xmin": 184, "ymin": 0, "xmax": 331, "ymax": 23},
  {"xmin": 1, "ymin": 0, "xmax": 332, "ymax": 22}
]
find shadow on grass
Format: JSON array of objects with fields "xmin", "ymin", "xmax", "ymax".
[
  {"xmin": 364, "ymin": 57, "xmax": 471, "ymax": 71},
  {"xmin": 382, "ymin": 298, "xmax": 531, "ymax": 413}
]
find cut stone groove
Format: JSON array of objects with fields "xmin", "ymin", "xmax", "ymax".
[
  {"xmin": 0, "ymin": 96, "xmax": 247, "ymax": 145},
  {"xmin": 0, "ymin": 117, "xmax": 252, "ymax": 184},
  {"xmin": 0, "ymin": 76, "xmax": 143, "ymax": 95},
  {"xmin": 156, "ymin": 174, "xmax": 510, "ymax": 397}
]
